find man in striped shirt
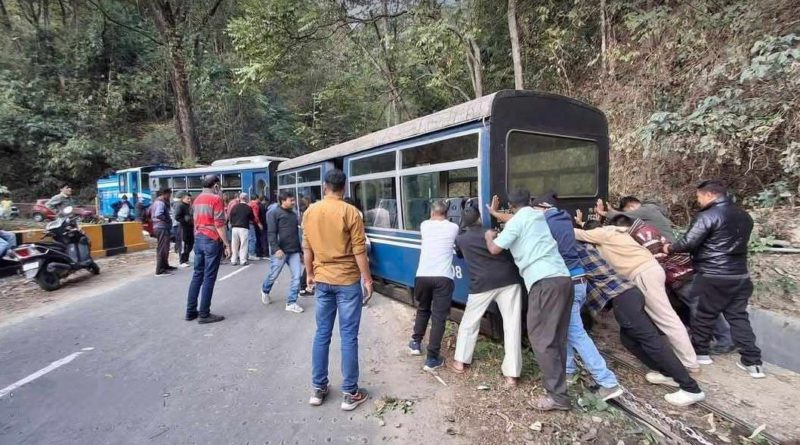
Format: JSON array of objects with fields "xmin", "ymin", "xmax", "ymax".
[{"xmin": 185, "ymin": 175, "xmax": 230, "ymax": 324}]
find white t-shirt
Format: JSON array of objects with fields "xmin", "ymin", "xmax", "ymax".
[{"xmin": 416, "ymin": 219, "xmax": 460, "ymax": 279}]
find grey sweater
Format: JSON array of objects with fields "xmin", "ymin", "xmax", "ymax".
[{"xmin": 607, "ymin": 202, "xmax": 676, "ymax": 243}]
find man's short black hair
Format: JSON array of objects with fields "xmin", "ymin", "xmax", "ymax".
[
  {"xmin": 618, "ymin": 196, "xmax": 641, "ymax": 210},
  {"xmin": 121, "ymin": 195, "xmax": 128, "ymax": 200},
  {"xmin": 697, "ymin": 179, "xmax": 727, "ymax": 195},
  {"xmin": 324, "ymin": 169, "xmax": 347, "ymax": 193},
  {"xmin": 609, "ymin": 214, "xmax": 634, "ymax": 227},
  {"xmin": 202, "ymin": 174, "xmax": 220, "ymax": 189},
  {"xmin": 60, "ymin": 184, "xmax": 71, "ymax": 189},
  {"xmin": 583, "ymin": 220, "xmax": 603, "ymax": 230},
  {"xmin": 508, "ymin": 188, "xmax": 531, "ymax": 208},
  {"xmin": 278, "ymin": 190, "xmax": 295, "ymax": 203},
  {"xmin": 159, "ymin": 187, "xmax": 172, "ymax": 196}
]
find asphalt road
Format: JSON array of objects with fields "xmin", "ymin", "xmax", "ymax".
[{"xmin": 0, "ymin": 260, "xmax": 458, "ymax": 445}]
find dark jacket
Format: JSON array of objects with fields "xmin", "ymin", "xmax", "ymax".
[
  {"xmin": 174, "ymin": 201, "xmax": 193, "ymax": 229},
  {"xmin": 230, "ymin": 202, "xmax": 255, "ymax": 229},
  {"xmin": 267, "ymin": 205, "xmax": 300, "ymax": 254},
  {"xmin": 671, "ymin": 197, "xmax": 753, "ymax": 276}
]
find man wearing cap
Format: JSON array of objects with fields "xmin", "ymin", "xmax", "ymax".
[
  {"xmin": 185, "ymin": 175, "xmax": 230, "ymax": 324},
  {"xmin": 449, "ymin": 201, "xmax": 523, "ymax": 387}
]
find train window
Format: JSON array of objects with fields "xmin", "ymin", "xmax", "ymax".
[
  {"xmin": 222, "ymin": 173, "xmax": 242, "ymax": 188},
  {"xmin": 350, "ymin": 178, "xmax": 398, "ymax": 229},
  {"xmin": 278, "ymin": 173, "xmax": 296, "ymax": 186},
  {"xmin": 350, "ymin": 151, "xmax": 395, "ymax": 177},
  {"xmin": 507, "ymin": 131, "xmax": 598, "ymax": 197},
  {"xmin": 158, "ymin": 178, "xmax": 170, "ymax": 190},
  {"xmin": 119, "ymin": 175, "xmax": 127, "ymax": 192},
  {"xmin": 173, "ymin": 176, "xmax": 187, "ymax": 190},
  {"xmin": 187, "ymin": 176, "xmax": 203, "ymax": 188},
  {"xmin": 401, "ymin": 133, "xmax": 478, "ymax": 169},
  {"xmin": 296, "ymin": 168, "xmax": 321, "ymax": 184},
  {"xmin": 401, "ymin": 167, "xmax": 478, "ymax": 231},
  {"xmin": 141, "ymin": 173, "xmax": 150, "ymax": 191},
  {"xmin": 297, "ymin": 185, "xmax": 321, "ymax": 220}
]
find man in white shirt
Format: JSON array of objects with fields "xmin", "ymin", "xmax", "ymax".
[{"xmin": 408, "ymin": 200, "xmax": 460, "ymax": 371}]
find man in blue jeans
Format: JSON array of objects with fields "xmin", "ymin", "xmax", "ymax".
[
  {"xmin": 185, "ymin": 175, "xmax": 230, "ymax": 324},
  {"xmin": 0, "ymin": 230, "xmax": 16, "ymax": 257},
  {"xmin": 302, "ymin": 169, "xmax": 372, "ymax": 411},
  {"xmin": 260, "ymin": 190, "xmax": 304, "ymax": 313}
]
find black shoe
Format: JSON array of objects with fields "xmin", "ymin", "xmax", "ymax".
[
  {"xmin": 166, "ymin": 266, "xmax": 178, "ymax": 271},
  {"xmin": 710, "ymin": 344, "xmax": 736, "ymax": 355},
  {"xmin": 185, "ymin": 313, "xmax": 198, "ymax": 321},
  {"xmin": 198, "ymin": 314, "xmax": 225, "ymax": 324}
]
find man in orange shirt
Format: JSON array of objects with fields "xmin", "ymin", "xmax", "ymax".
[{"xmin": 302, "ymin": 169, "xmax": 372, "ymax": 412}]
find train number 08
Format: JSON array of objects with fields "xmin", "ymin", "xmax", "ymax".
[{"xmin": 452, "ymin": 265, "xmax": 463, "ymax": 279}]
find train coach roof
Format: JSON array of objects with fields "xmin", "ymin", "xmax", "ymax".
[
  {"xmin": 149, "ymin": 161, "xmax": 280, "ymax": 177},
  {"xmin": 278, "ymin": 89, "xmax": 603, "ymax": 172}
]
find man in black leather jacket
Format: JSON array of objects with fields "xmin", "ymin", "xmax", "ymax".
[{"xmin": 666, "ymin": 180, "xmax": 764, "ymax": 378}]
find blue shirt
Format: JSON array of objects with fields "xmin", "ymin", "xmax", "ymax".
[
  {"xmin": 494, "ymin": 207, "xmax": 569, "ymax": 291},
  {"xmin": 543, "ymin": 208, "xmax": 586, "ymax": 277}
]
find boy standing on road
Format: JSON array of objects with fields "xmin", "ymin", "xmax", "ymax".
[
  {"xmin": 302, "ymin": 169, "xmax": 372, "ymax": 411},
  {"xmin": 666, "ymin": 180, "xmax": 764, "ymax": 378},
  {"xmin": 449, "ymin": 202, "xmax": 523, "ymax": 386},
  {"xmin": 229, "ymin": 193, "xmax": 256, "ymax": 266},
  {"xmin": 260, "ymin": 190, "xmax": 304, "ymax": 313},
  {"xmin": 174, "ymin": 192, "xmax": 194, "ymax": 267},
  {"xmin": 485, "ymin": 189, "xmax": 573, "ymax": 411},
  {"xmin": 408, "ymin": 200, "xmax": 460, "ymax": 372},
  {"xmin": 152, "ymin": 188, "xmax": 176, "ymax": 276},
  {"xmin": 185, "ymin": 175, "xmax": 230, "ymax": 324}
]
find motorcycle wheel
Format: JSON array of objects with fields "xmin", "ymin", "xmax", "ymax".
[
  {"xmin": 36, "ymin": 270, "xmax": 61, "ymax": 292},
  {"xmin": 89, "ymin": 262, "xmax": 100, "ymax": 275},
  {"xmin": 32, "ymin": 212, "xmax": 44, "ymax": 223}
]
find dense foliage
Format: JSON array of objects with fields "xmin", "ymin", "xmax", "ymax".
[{"xmin": 0, "ymin": 0, "xmax": 797, "ymax": 219}]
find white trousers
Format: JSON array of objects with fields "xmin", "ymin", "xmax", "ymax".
[
  {"xmin": 454, "ymin": 283, "xmax": 523, "ymax": 377},
  {"xmin": 231, "ymin": 227, "xmax": 250, "ymax": 264}
]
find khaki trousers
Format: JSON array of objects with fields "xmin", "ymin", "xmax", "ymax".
[
  {"xmin": 633, "ymin": 261, "xmax": 699, "ymax": 370},
  {"xmin": 454, "ymin": 283, "xmax": 523, "ymax": 377}
]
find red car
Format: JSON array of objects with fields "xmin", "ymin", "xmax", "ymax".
[{"xmin": 31, "ymin": 199, "xmax": 98, "ymax": 223}]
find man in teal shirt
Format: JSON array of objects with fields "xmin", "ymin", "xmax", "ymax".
[{"xmin": 486, "ymin": 188, "xmax": 573, "ymax": 411}]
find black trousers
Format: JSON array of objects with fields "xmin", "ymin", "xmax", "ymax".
[
  {"xmin": 691, "ymin": 274, "xmax": 762, "ymax": 365},
  {"xmin": 180, "ymin": 225, "xmax": 194, "ymax": 264},
  {"xmin": 155, "ymin": 228, "xmax": 172, "ymax": 274},
  {"xmin": 526, "ymin": 276, "xmax": 573, "ymax": 405},
  {"xmin": 412, "ymin": 277, "xmax": 454, "ymax": 359},
  {"xmin": 613, "ymin": 288, "xmax": 701, "ymax": 393}
]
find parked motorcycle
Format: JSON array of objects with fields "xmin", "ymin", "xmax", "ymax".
[{"xmin": 14, "ymin": 206, "xmax": 100, "ymax": 291}]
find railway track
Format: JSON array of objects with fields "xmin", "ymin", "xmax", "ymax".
[{"xmin": 599, "ymin": 350, "xmax": 782, "ymax": 445}]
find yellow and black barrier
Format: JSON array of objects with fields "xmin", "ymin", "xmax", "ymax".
[{"xmin": 13, "ymin": 221, "xmax": 150, "ymax": 258}]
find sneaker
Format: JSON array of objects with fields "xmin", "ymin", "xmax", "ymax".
[
  {"xmin": 231, "ymin": 261, "xmax": 239, "ymax": 266},
  {"xmin": 664, "ymin": 389, "xmax": 705, "ymax": 407},
  {"xmin": 179, "ymin": 263, "xmax": 190, "ymax": 268},
  {"xmin": 298, "ymin": 289, "xmax": 309, "ymax": 296},
  {"xmin": 241, "ymin": 261, "xmax": 249, "ymax": 266},
  {"xmin": 185, "ymin": 313, "xmax": 198, "ymax": 321},
  {"xmin": 697, "ymin": 355, "xmax": 714, "ymax": 365},
  {"xmin": 285, "ymin": 303, "xmax": 304, "ymax": 313},
  {"xmin": 408, "ymin": 340, "xmax": 422, "ymax": 356},
  {"xmin": 198, "ymin": 314, "xmax": 225, "ymax": 324},
  {"xmin": 645, "ymin": 371, "xmax": 680, "ymax": 388},
  {"xmin": 529, "ymin": 395, "xmax": 571, "ymax": 411},
  {"xmin": 597, "ymin": 385, "xmax": 624, "ymax": 401},
  {"xmin": 154, "ymin": 271, "xmax": 172, "ymax": 277},
  {"xmin": 166, "ymin": 266, "xmax": 178, "ymax": 271},
  {"xmin": 309, "ymin": 385, "xmax": 329, "ymax": 406},
  {"xmin": 260, "ymin": 290, "xmax": 271, "ymax": 305},
  {"xmin": 710, "ymin": 344, "xmax": 736, "ymax": 355},
  {"xmin": 341, "ymin": 388, "xmax": 369, "ymax": 411},
  {"xmin": 736, "ymin": 360, "xmax": 766, "ymax": 379},
  {"xmin": 423, "ymin": 356, "xmax": 444, "ymax": 372}
]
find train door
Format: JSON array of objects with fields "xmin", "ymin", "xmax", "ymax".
[
  {"xmin": 127, "ymin": 171, "xmax": 140, "ymax": 195},
  {"xmin": 253, "ymin": 172, "xmax": 269, "ymax": 200}
]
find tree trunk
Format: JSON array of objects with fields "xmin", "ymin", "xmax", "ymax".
[
  {"xmin": 468, "ymin": 38, "xmax": 483, "ymax": 98},
  {"xmin": 169, "ymin": 46, "xmax": 200, "ymax": 161},
  {"xmin": 507, "ymin": 0, "xmax": 524, "ymax": 90},
  {"xmin": 600, "ymin": 0, "xmax": 607, "ymax": 75},
  {"xmin": 0, "ymin": 0, "xmax": 11, "ymax": 30}
]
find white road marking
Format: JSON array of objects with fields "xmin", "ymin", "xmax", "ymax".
[
  {"xmin": 0, "ymin": 348, "xmax": 93, "ymax": 398},
  {"xmin": 219, "ymin": 265, "xmax": 251, "ymax": 281}
]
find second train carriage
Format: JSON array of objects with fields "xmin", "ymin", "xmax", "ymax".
[
  {"xmin": 278, "ymin": 90, "xmax": 609, "ymax": 334},
  {"xmin": 148, "ymin": 156, "xmax": 288, "ymax": 203}
]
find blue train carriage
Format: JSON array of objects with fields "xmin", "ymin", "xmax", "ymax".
[
  {"xmin": 96, "ymin": 165, "xmax": 173, "ymax": 219},
  {"xmin": 278, "ymin": 90, "xmax": 609, "ymax": 336},
  {"xmin": 147, "ymin": 156, "xmax": 288, "ymax": 204}
]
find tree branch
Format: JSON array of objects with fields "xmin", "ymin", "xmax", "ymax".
[{"xmin": 86, "ymin": 0, "xmax": 163, "ymax": 45}]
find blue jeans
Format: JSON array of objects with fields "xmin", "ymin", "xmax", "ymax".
[
  {"xmin": 261, "ymin": 252, "xmax": 302, "ymax": 304},
  {"xmin": 312, "ymin": 281, "xmax": 363, "ymax": 394},
  {"xmin": 566, "ymin": 282, "xmax": 619, "ymax": 388},
  {"xmin": 248, "ymin": 225, "xmax": 257, "ymax": 256},
  {"xmin": 0, "ymin": 231, "xmax": 16, "ymax": 257},
  {"xmin": 186, "ymin": 234, "xmax": 223, "ymax": 318}
]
